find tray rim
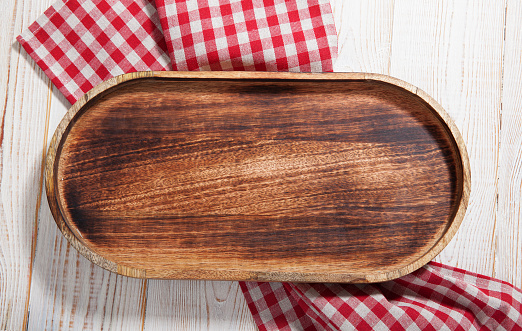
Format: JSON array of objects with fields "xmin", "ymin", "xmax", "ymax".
[{"xmin": 44, "ymin": 71, "xmax": 471, "ymax": 283}]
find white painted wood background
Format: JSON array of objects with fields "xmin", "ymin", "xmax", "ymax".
[{"xmin": 1, "ymin": 0, "xmax": 521, "ymax": 329}]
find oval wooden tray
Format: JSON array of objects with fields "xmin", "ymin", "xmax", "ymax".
[{"xmin": 45, "ymin": 71, "xmax": 470, "ymax": 283}]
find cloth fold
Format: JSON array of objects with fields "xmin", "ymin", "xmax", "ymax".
[
  {"xmin": 17, "ymin": 0, "xmax": 522, "ymax": 329},
  {"xmin": 241, "ymin": 262, "xmax": 522, "ymax": 330}
]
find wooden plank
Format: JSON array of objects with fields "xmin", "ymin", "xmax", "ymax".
[
  {"xmin": 0, "ymin": 0, "xmax": 56, "ymax": 328},
  {"xmin": 389, "ymin": 1, "xmax": 506, "ymax": 277},
  {"xmin": 330, "ymin": 0, "xmax": 394, "ymax": 73},
  {"xmin": 144, "ymin": 280, "xmax": 255, "ymax": 331},
  {"xmin": 26, "ymin": 82, "xmax": 148, "ymax": 329},
  {"xmin": 497, "ymin": 0, "xmax": 522, "ymax": 288},
  {"xmin": 27, "ymin": 191, "xmax": 147, "ymax": 330}
]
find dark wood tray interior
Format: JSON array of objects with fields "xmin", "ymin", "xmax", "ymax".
[{"xmin": 46, "ymin": 72, "xmax": 469, "ymax": 282}]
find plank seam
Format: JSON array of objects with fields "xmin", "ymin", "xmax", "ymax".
[
  {"xmin": 140, "ymin": 280, "xmax": 148, "ymax": 331},
  {"xmin": 386, "ymin": 0, "xmax": 396, "ymax": 74},
  {"xmin": 21, "ymin": 80, "xmax": 52, "ymax": 330},
  {"xmin": 493, "ymin": 0, "xmax": 510, "ymax": 280}
]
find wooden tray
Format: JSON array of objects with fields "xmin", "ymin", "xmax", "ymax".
[{"xmin": 45, "ymin": 71, "xmax": 470, "ymax": 283}]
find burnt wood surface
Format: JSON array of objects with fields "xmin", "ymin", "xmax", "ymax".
[{"xmin": 45, "ymin": 71, "xmax": 470, "ymax": 282}]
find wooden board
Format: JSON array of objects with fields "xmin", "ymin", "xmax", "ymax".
[
  {"xmin": 44, "ymin": 71, "xmax": 470, "ymax": 283},
  {"xmin": 497, "ymin": 0, "xmax": 522, "ymax": 286},
  {"xmin": 388, "ymin": 0, "xmax": 506, "ymax": 277},
  {"xmin": 0, "ymin": 0, "xmax": 56, "ymax": 329},
  {"xmin": 4, "ymin": 1, "xmax": 522, "ymax": 329}
]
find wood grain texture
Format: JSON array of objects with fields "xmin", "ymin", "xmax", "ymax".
[
  {"xmin": 145, "ymin": 280, "xmax": 255, "ymax": 331},
  {"xmin": 27, "ymin": 163, "xmax": 147, "ymax": 330},
  {"xmin": 24, "ymin": 85, "xmax": 148, "ymax": 330},
  {"xmin": 2, "ymin": 0, "xmax": 522, "ymax": 329},
  {"xmin": 27, "ymin": 197, "xmax": 146, "ymax": 330},
  {"xmin": 0, "ymin": 0, "xmax": 56, "ymax": 328},
  {"xmin": 497, "ymin": 0, "xmax": 522, "ymax": 288},
  {"xmin": 330, "ymin": 0, "xmax": 394, "ymax": 73},
  {"xmin": 45, "ymin": 72, "xmax": 470, "ymax": 283},
  {"xmin": 388, "ymin": 0, "xmax": 506, "ymax": 277}
]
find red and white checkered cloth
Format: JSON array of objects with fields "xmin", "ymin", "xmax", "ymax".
[
  {"xmin": 155, "ymin": 0, "xmax": 337, "ymax": 71},
  {"xmin": 241, "ymin": 262, "xmax": 522, "ymax": 330},
  {"xmin": 16, "ymin": 0, "xmax": 171, "ymax": 104},
  {"xmin": 16, "ymin": 0, "xmax": 336, "ymax": 104},
  {"xmin": 17, "ymin": 0, "xmax": 522, "ymax": 330}
]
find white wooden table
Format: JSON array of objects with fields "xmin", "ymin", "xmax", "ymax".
[{"xmin": 2, "ymin": 0, "xmax": 521, "ymax": 329}]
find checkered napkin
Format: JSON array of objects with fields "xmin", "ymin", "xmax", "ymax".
[
  {"xmin": 17, "ymin": 0, "xmax": 522, "ymax": 330},
  {"xmin": 16, "ymin": 0, "xmax": 171, "ymax": 104},
  {"xmin": 241, "ymin": 262, "xmax": 522, "ymax": 330},
  {"xmin": 16, "ymin": 0, "xmax": 336, "ymax": 104},
  {"xmin": 154, "ymin": 0, "xmax": 337, "ymax": 71}
]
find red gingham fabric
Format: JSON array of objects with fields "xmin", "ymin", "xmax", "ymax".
[
  {"xmin": 155, "ymin": 0, "xmax": 337, "ymax": 71},
  {"xmin": 17, "ymin": 1, "xmax": 522, "ymax": 330},
  {"xmin": 16, "ymin": 0, "xmax": 171, "ymax": 104},
  {"xmin": 241, "ymin": 262, "xmax": 522, "ymax": 330}
]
